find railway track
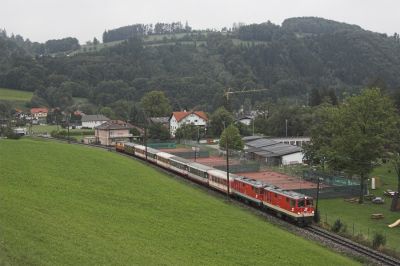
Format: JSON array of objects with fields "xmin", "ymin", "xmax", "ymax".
[{"xmin": 306, "ymin": 226, "xmax": 400, "ymax": 266}]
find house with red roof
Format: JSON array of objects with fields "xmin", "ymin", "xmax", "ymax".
[
  {"xmin": 30, "ymin": 108, "xmax": 48, "ymax": 119},
  {"xmin": 169, "ymin": 111, "xmax": 208, "ymax": 137}
]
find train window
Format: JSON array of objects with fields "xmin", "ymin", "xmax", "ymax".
[
  {"xmin": 290, "ymin": 199, "xmax": 295, "ymax": 207},
  {"xmin": 297, "ymin": 200, "xmax": 305, "ymax": 207},
  {"xmin": 286, "ymin": 198, "xmax": 289, "ymax": 203},
  {"xmin": 274, "ymin": 193, "xmax": 277, "ymax": 198},
  {"xmin": 306, "ymin": 199, "xmax": 313, "ymax": 206}
]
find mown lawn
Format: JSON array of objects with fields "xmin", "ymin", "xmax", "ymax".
[
  {"xmin": 31, "ymin": 125, "xmax": 94, "ymax": 134},
  {"xmin": 319, "ymin": 163, "xmax": 400, "ymax": 253},
  {"xmin": 0, "ymin": 139, "xmax": 359, "ymax": 265},
  {"xmin": 0, "ymin": 88, "xmax": 33, "ymax": 102}
]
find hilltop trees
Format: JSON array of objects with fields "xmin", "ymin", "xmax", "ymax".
[
  {"xmin": 2, "ymin": 17, "xmax": 400, "ymax": 119},
  {"xmin": 306, "ymin": 88, "xmax": 399, "ymax": 203}
]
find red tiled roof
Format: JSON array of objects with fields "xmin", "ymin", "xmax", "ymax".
[
  {"xmin": 171, "ymin": 111, "xmax": 208, "ymax": 122},
  {"xmin": 30, "ymin": 108, "xmax": 48, "ymax": 113}
]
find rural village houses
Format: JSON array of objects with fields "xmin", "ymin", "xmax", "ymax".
[{"xmin": 169, "ymin": 111, "xmax": 208, "ymax": 137}]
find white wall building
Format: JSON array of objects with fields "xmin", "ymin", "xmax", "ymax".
[
  {"xmin": 81, "ymin": 114, "xmax": 110, "ymax": 129},
  {"xmin": 281, "ymin": 152, "xmax": 304, "ymax": 165},
  {"xmin": 169, "ymin": 111, "xmax": 208, "ymax": 137}
]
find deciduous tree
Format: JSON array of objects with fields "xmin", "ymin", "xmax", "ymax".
[
  {"xmin": 219, "ymin": 124, "xmax": 244, "ymax": 151},
  {"xmin": 140, "ymin": 91, "xmax": 172, "ymax": 117},
  {"xmin": 307, "ymin": 88, "xmax": 399, "ymax": 203},
  {"xmin": 210, "ymin": 107, "xmax": 234, "ymax": 137}
]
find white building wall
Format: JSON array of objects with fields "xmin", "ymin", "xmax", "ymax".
[
  {"xmin": 170, "ymin": 117, "xmax": 178, "ymax": 137},
  {"xmin": 281, "ymin": 152, "xmax": 304, "ymax": 165},
  {"xmin": 170, "ymin": 114, "xmax": 207, "ymax": 137}
]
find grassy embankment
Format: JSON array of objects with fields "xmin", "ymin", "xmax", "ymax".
[
  {"xmin": 0, "ymin": 138, "xmax": 359, "ymax": 265},
  {"xmin": 319, "ymin": 164, "xmax": 400, "ymax": 253},
  {"xmin": 0, "ymin": 88, "xmax": 33, "ymax": 109}
]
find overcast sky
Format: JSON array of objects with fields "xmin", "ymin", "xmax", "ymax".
[{"xmin": 1, "ymin": 0, "xmax": 399, "ymax": 43}]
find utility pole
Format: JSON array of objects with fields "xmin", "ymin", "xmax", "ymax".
[
  {"xmin": 314, "ymin": 176, "xmax": 321, "ymax": 223},
  {"xmin": 252, "ymin": 118, "xmax": 255, "ymax": 136},
  {"xmin": 144, "ymin": 119, "xmax": 148, "ymax": 161},
  {"xmin": 193, "ymin": 147, "xmax": 198, "ymax": 162},
  {"xmin": 142, "ymin": 109, "xmax": 148, "ymax": 161},
  {"xmin": 285, "ymin": 119, "xmax": 288, "ymax": 137},
  {"xmin": 223, "ymin": 121, "xmax": 230, "ymax": 198},
  {"xmin": 67, "ymin": 112, "xmax": 70, "ymax": 144}
]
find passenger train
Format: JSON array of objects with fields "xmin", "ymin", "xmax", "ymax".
[{"xmin": 116, "ymin": 141, "xmax": 314, "ymax": 226}]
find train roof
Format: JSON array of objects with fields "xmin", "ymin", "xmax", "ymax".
[
  {"xmin": 146, "ymin": 147, "xmax": 160, "ymax": 154},
  {"xmin": 131, "ymin": 143, "xmax": 145, "ymax": 149},
  {"xmin": 156, "ymin": 152, "xmax": 175, "ymax": 159},
  {"xmin": 235, "ymin": 176, "xmax": 312, "ymax": 200},
  {"xmin": 187, "ymin": 161, "xmax": 214, "ymax": 171},
  {"xmin": 235, "ymin": 176, "xmax": 269, "ymax": 188},
  {"xmin": 170, "ymin": 156, "xmax": 191, "ymax": 164},
  {"xmin": 208, "ymin": 169, "xmax": 239, "ymax": 180},
  {"xmin": 266, "ymin": 185, "xmax": 312, "ymax": 200},
  {"xmin": 124, "ymin": 142, "xmax": 138, "ymax": 147}
]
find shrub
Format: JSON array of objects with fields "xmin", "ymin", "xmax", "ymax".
[
  {"xmin": 1, "ymin": 127, "xmax": 21, "ymax": 139},
  {"xmin": 50, "ymin": 130, "xmax": 77, "ymax": 142},
  {"xmin": 372, "ymin": 233, "xmax": 386, "ymax": 249},
  {"xmin": 331, "ymin": 219, "xmax": 343, "ymax": 233}
]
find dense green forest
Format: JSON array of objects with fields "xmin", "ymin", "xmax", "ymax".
[{"xmin": 1, "ymin": 17, "xmax": 400, "ymax": 116}]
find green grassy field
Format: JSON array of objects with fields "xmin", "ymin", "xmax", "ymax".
[
  {"xmin": 0, "ymin": 139, "xmax": 359, "ymax": 265},
  {"xmin": 31, "ymin": 125, "xmax": 93, "ymax": 134},
  {"xmin": 319, "ymin": 164, "xmax": 400, "ymax": 252},
  {"xmin": 0, "ymin": 88, "xmax": 33, "ymax": 102}
]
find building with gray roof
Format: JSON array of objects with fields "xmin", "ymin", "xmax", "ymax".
[
  {"xmin": 244, "ymin": 137, "xmax": 304, "ymax": 166},
  {"xmin": 81, "ymin": 114, "xmax": 110, "ymax": 129}
]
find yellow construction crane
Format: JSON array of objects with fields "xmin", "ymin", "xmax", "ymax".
[{"xmin": 223, "ymin": 87, "xmax": 269, "ymax": 101}]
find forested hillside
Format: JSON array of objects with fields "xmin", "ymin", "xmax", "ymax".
[{"xmin": 1, "ymin": 17, "xmax": 400, "ymax": 114}]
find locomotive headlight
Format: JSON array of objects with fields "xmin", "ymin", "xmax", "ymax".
[{"xmin": 312, "ymin": 211, "xmax": 314, "ymax": 214}]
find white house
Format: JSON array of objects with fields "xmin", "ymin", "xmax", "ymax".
[
  {"xmin": 81, "ymin": 114, "xmax": 110, "ymax": 129},
  {"xmin": 169, "ymin": 111, "xmax": 208, "ymax": 137}
]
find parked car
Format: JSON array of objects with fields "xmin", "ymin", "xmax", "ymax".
[{"xmin": 372, "ymin": 197, "xmax": 385, "ymax": 204}]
